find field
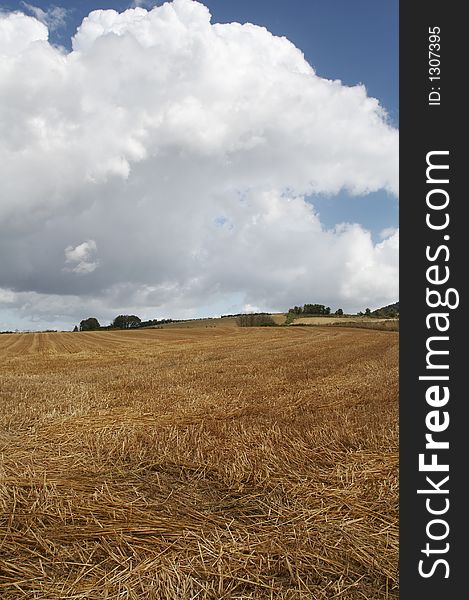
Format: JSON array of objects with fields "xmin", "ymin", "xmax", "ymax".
[
  {"xmin": 291, "ymin": 317, "xmax": 398, "ymax": 330},
  {"xmin": 153, "ymin": 314, "xmax": 287, "ymax": 329},
  {"xmin": 0, "ymin": 327, "xmax": 398, "ymax": 599}
]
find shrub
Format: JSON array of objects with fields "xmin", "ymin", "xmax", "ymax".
[{"xmin": 236, "ymin": 314, "xmax": 276, "ymax": 327}]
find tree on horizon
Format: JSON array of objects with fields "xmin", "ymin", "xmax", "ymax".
[
  {"xmin": 113, "ymin": 315, "xmax": 141, "ymax": 329},
  {"xmin": 79, "ymin": 318, "xmax": 100, "ymax": 331}
]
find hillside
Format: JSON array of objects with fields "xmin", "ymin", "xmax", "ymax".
[
  {"xmin": 145, "ymin": 313, "xmax": 287, "ymax": 329},
  {"xmin": 371, "ymin": 302, "xmax": 399, "ymax": 317}
]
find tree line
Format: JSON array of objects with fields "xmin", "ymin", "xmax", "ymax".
[
  {"xmin": 236, "ymin": 314, "xmax": 276, "ymax": 327},
  {"xmin": 76, "ymin": 315, "xmax": 175, "ymax": 331},
  {"xmin": 288, "ymin": 304, "xmax": 338, "ymax": 316}
]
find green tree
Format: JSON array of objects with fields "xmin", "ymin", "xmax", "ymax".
[
  {"xmin": 79, "ymin": 317, "xmax": 100, "ymax": 331},
  {"xmin": 335, "ymin": 308, "xmax": 344, "ymax": 316},
  {"xmin": 113, "ymin": 315, "xmax": 142, "ymax": 329},
  {"xmin": 303, "ymin": 303, "xmax": 328, "ymax": 315},
  {"xmin": 73, "ymin": 325, "xmax": 79, "ymax": 332},
  {"xmin": 365, "ymin": 308, "xmax": 371, "ymax": 317},
  {"xmin": 237, "ymin": 314, "xmax": 276, "ymax": 327}
]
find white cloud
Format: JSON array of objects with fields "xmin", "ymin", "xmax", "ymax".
[
  {"xmin": 243, "ymin": 303, "xmax": 262, "ymax": 314},
  {"xmin": 131, "ymin": 0, "xmax": 156, "ymax": 8},
  {"xmin": 0, "ymin": 0, "xmax": 398, "ymax": 328},
  {"xmin": 20, "ymin": 3, "xmax": 69, "ymax": 32},
  {"xmin": 379, "ymin": 226, "xmax": 398, "ymax": 240},
  {"xmin": 0, "ymin": 288, "xmax": 16, "ymax": 304},
  {"xmin": 64, "ymin": 240, "xmax": 99, "ymax": 274},
  {"xmin": 0, "ymin": 11, "xmax": 48, "ymax": 55}
]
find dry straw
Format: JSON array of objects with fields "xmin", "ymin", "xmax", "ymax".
[{"xmin": 0, "ymin": 326, "xmax": 398, "ymax": 598}]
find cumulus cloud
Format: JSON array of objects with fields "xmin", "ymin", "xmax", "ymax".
[
  {"xmin": 0, "ymin": 11, "xmax": 48, "ymax": 55},
  {"xmin": 0, "ymin": 0, "xmax": 398, "ymax": 328}
]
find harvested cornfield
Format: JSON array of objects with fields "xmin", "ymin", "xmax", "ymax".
[
  {"xmin": 0, "ymin": 327, "xmax": 398, "ymax": 599},
  {"xmin": 291, "ymin": 316, "xmax": 398, "ymax": 329},
  {"xmin": 329, "ymin": 320, "xmax": 399, "ymax": 332}
]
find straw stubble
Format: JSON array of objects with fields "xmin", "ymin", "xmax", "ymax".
[{"xmin": 0, "ymin": 326, "xmax": 398, "ymax": 599}]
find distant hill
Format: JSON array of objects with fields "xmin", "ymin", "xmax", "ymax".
[{"xmin": 371, "ymin": 302, "xmax": 399, "ymax": 318}]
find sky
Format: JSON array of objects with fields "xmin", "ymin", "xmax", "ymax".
[{"xmin": 0, "ymin": 0, "xmax": 398, "ymax": 331}]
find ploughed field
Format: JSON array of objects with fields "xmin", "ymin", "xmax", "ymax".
[{"xmin": 0, "ymin": 327, "xmax": 398, "ymax": 599}]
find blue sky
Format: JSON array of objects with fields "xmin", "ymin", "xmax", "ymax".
[{"xmin": 0, "ymin": 1, "xmax": 398, "ymax": 329}]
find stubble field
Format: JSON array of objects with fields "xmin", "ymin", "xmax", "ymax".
[{"xmin": 0, "ymin": 326, "xmax": 398, "ymax": 599}]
